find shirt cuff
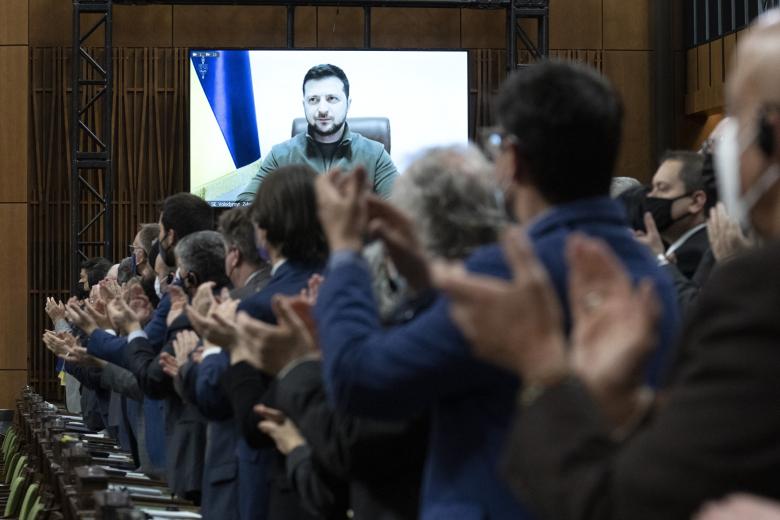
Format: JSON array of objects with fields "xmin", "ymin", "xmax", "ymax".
[
  {"xmin": 105, "ymin": 329, "xmax": 117, "ymax": 336},
  {"xmin": 328, "ymin": 249, "xmax": 364, "ymax": 270},
  {"xmin": 127, "ymin": 329, "xmax": 148, "ymax": 343}
]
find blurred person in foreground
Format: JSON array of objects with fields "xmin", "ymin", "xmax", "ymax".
[
  {"xmin": 312, "ymin": 60, "xmax": 680, "ymax": 519},
  {"xmin": 434, "ymin": 12, "xmax": 780, "ymax": 519}
]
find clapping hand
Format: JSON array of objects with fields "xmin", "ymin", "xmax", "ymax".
[
  {"xmin": 315, "ymin": 167, "xmax": 368, "ymax": 253},
  {"xmin": 106, "ymin": 297, "xmax": 142, "ymax": 335},
  {"xmin": 707, "ymin": 202, "xmax": 754, "ymax": 262},
  {"xmin": 187, "ymin": 295, "xmax": 240, "ymax": 349},
  {"xmin": 695, "ymin": 494, "xmax": 780, "ymax": 520},
  {"xmin": 166, "ymin": 285, "xmax": 189, "ymax": 327},
  {"xmin": 567, "ymin": 234, "xmax": 659, "ymax": 427},
  {"xmin": 255, "ymin": 404, "xmax": 305, "ymax": 456},
  {"xmin": 233, "ymin": 295, "xmax": 317, "ymax": 375},
  {"xmin": 45, "ymin": 297, "xmax": 67, "ymax": 325},
  {"xmin": 634, "ymin": 212, "xmax": 667, "ymax": 258},
  {"xmin": 65, "ymin": 300, "xmax": 99, "ymax": 336}
]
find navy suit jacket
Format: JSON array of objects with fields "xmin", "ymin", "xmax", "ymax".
[{"xmin": 315, "ymin": 197, "xmax": 681, "ymax": 520}]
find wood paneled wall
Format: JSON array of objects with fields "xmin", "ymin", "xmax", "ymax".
[
  {"xmin": 0, "ymin": 0, "xmax": 29, "ymax": 409},
  {"xmin": 2, "ymin": 0, "xmax": 659, "ymax": 401}
]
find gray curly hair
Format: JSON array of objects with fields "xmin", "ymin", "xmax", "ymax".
[{"xmin": 391, "ymin": 145, "xmax": 505, "ymax": 260}]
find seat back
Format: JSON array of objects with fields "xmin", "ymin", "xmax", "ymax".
[
  {"xmin": 18, "ymin": 482, "xmax": 38, "ymax": 520},
  {"xmin": 11, "ymin": 455, "xmax": 28, "ymax": 482},
  {"xmin": 290, "ymin": 117, "xmax": 391, "ymax": 153},
  {"xmin": 4, "ymin": 475, "xmax": 26, "ymax": 517},
  {"xmin": 27, "ymin": 496, "xmax": 44, "ymax": 520},
  {"xmin": 5, "ymin": 452, "xmax": 21, "ymax": 485}
]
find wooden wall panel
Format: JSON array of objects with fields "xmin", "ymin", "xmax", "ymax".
[
  {"xmin": 549, "ymin": 0, "xmax": 601, "ymax": 50},
  {"xmin": 317, "ymin": 7, "xmax": 364, "ymax": 48},
  {"xmin": 461, "ymin": 8, "xmax": 505, "ymax": 49},
  {"xmin": 29, "ymin": 0, "xmax": 71, "ymax": 47},
  {"xmin": 723, "ymin": 33, "xmax": 737, "ymax": 80},
  {"xmin": 603, "ymin": 0, "xmax": 651, "ymax": 50},
  {"xmin": 114, "ymin": 5, "xmax": 172, "ymax": 48},
  {"xmin": 371, "ymin": 8, "xmax": 460, "ymax": 48},
  {"xmin": 173, "ymin": 6, "xmax": 287, "ymax": 48},
  {"xmin": 0, "ymin": 204, "xmax": 28, "ymax": 371},
  {"xmin": 0, "ymin": 0, "xmax": 28, "ymax": 45},
  {"xmin": 604, "ymin": 51, "xmax": 654, "ymax": 180},
  {"xmin": 0, "ymin": 371, "xmax": 28, "ymax": 409},
  {"xmin": 293, "ymin": 6, "xmax": 317, "ymax": 48},
  {"xmin": 0, "ymin": 46, "xmax": 28, "ymax": 204}
]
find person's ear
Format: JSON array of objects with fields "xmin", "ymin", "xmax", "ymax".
[
  {"xmin": 346, "ymin": 97, "xmax": 352, "ymax": 111},
  {"xmin": 689, "ymin": 190, "xmax": 707, "ymax": 214}
]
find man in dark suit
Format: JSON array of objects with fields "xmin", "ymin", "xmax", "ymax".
[
  {"xmin": 639, "ymin": 151, "xmax": 714, "ymax": 279},
  {"xmin": 435, "ymin": 15, "xmax": 780, "ymax": 520},
  {"xmin": 313, "ymin": 61, "xmax": 681, "ymax": 519},
  {"xmin": 113, "ymin": 230, "xmax": 230, "ymax": 503}
]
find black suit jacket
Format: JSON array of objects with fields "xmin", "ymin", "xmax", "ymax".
[
  {"xmin": 672, "ymin": 225, "xmax": 709, "ymax": 279},
  {"xmin": 504, "ymin": 239, "xmax": 780, "ymax": 520}
]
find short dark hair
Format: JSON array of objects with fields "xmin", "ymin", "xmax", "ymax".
[
  {"xmin": 249, "ymin": 165, "xmax": 328, "ymax": 265},
  {"xmin": 160, "ymin": 193, "xmax": 214, "ymax": 242},
  {"xmin": 218, "ymin": 206, "xmax": 264, "ymax": 268},
  {"xmin": 660, "ymin": 150, "xmax": 717, "ymax": 211},
  {"xmin": 496, "ymin": 60, "xmax": 624, "ymax": 204},
  {"xmin": 174, "ymin": 230, "xmax": 230, "ymax": 288},
  {"xmin": 302, "ymin": 64, "xmax": 350, "ymax": 98},
  {"xmin": 80, "ymin": 257, "xmax": 112, "ymax": 288}
]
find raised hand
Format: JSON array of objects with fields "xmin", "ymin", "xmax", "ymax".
[
  {"xmin": 433, "ymin": 227, "xmax": 567, "ymax": 385},
  {"xmin": 634, "ymin": 212, "xmax": 666, "ymax": 257},
  {"xmin": 566, "ymin": 234, "xmax": 660, "ymax": 427},
  {"xmin": 191, "ymin": 281, "xmax": 217, "ymax": 318},
  {"xmin": 173, "ymin": 330, "xmax": 200, "ymax": 367},
  {"xmin": 43, "ymin": 330, "xmax": 71, "ymax": 358},
  {"xmin": 187, "ymin": 296, "xmax": 240, "ymax": 349},
  {"xmin": 233, "ymin": 295, "xmax": 317, "ymax": 375},
  {"xmin": 65, "ymin": 301, "xmax": 99, "ymax": 336},
  {"xmin": 366, "ymin": 195, "xmax": 431, "ymax": 293},
  {"xmin": 255, "ymin": 404, "xmax": 305, "ymax": 456},
  {"xmin": 159, "ymin": 352, "xmax": 179, "ymax": 378},
  {"xmin": 315, "ymin": 167, "xmax": 368, "ymax": 252},
  {"xmin": 45, "ymin": 297, "xmax": 67, "ymax": 325},
  {"xmin": 99, "ymin": 278, "xmax": 122, "ymax": 302},
  {"xmin": 707, "ymin": 202, "xmax": 754, "ymax": 262},
  {"xmin": 106, "ymin": 297, "xmax": 141, "ymax": 335},
  {"xmin": 300, "ymin": 274, "xmax": 324, "ymax": 306},
  {"xmin": 166, "ymin": 285, "xmax": 189, "ymax": 327}
]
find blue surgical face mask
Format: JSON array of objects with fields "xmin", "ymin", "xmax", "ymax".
[{"xmin": 257, "ymin": 245, "xmax": 271, "ymax": 263}]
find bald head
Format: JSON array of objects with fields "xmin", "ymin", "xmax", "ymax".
[
  {"xmin": 724, "ymin": 9, "xmax": 780, "ymax": 239},
  {"xmin": 727, "ymin": 13, "xmax": 780, "ymax": 111}
]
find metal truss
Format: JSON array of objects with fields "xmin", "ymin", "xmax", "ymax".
[{"xmin": 71, "ymin": 0, "xmax": 113, "ymax": 284}]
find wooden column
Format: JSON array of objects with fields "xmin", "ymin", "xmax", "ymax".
[{"xmin": 0, "ymin": 0, "xmax": 30, "ymax": 408}]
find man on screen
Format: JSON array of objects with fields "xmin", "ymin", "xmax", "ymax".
[{"xmin": 236, "ymin": 64, "xmax": 399, "ymax": 202}]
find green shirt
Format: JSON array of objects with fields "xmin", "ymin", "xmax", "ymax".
[{"xmin": 236, "ymin": 125, "xmax": 398, "ymax": 202}]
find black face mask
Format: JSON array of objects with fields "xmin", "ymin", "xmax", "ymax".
[
  {"xmin": 644, "ymin": 193, "xmax": 691, "ymax": 232},
  {"xmin": 159, "ymin": 235, "xmax": 176, "ymax": 268}
]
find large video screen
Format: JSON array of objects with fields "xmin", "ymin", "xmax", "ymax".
[{"xmin": 190, "ymin": 49, "xmax": 469, "ymax": 206}]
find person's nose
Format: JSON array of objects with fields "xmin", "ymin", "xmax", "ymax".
[{"xmin": 317, "ymin": 101, "xmax": 329, "ymax": 117}]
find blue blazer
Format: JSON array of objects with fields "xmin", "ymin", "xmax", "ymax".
[{"xmin": 315, "ymin": 197, "xmax": 680, "ymax": 520}]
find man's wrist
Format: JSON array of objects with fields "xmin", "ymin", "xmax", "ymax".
[
  {"xmin": 125, "ymin": 321, "xmax": 142, "ymax": 334},
  {"xmin": 328, "ymin": 236, "xmax": 362, "ymax": 253}
]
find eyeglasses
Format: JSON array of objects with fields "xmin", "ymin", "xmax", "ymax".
[
  {"xmin": 478, "ymin": 127, "xmax": 518, "ymax": 162},
  {"xmin": 128, "ymin": 244, "xmax": 145, "ymax": 255}
]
